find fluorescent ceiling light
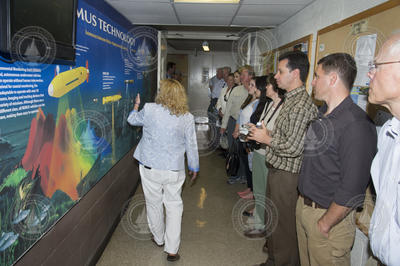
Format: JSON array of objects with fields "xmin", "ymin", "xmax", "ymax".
[
  {"xmin": 202, "ymin": 41, "xmax": 210, "ymax": 52},
  {"xmin": 174, "ymin": 0, "xmax": 240, "ymax": 3}
]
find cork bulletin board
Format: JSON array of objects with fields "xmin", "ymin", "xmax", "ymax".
[
  {"xmin": 315, "ymin": 0, "xmax": 400, "ymax": 120},
  {"xmin": 262, "ymin": 34, "xmax": 313, "ymax": 82}
]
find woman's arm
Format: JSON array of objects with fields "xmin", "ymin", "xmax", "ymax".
[
  {"xmin": 184, "ymin": 115, "xmax": 199, "ymax": 174},
  {"xmin": 127, "ymin": 93, "xmax": 145, "ymax": 126}
]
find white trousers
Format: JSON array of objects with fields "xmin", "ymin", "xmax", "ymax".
[{"xmin": 139, "ymin": 164, "xmax": 186, "ymax": 254}]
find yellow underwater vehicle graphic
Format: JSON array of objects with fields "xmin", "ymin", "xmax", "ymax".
[
  {"xmin": 48, "ymin": 61, "xmax": 89, "ymax": 98},
  {"xmin": 102, "ymin": 94, "xmax": 122, "ymax": 105}
]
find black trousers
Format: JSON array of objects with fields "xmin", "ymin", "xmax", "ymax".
[{"xmin": 238, "ymin": 141, "xmax": 252, "ymax": 190}]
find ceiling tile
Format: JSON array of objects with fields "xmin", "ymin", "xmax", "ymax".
[
  {"xmin": 107, "ymin": 2, "xmax": 175, "ymax": 17},
  {"xmin": 232, "ymin": 15, "xmax": 285, "ymax": 26},
  {"xmin": 180, "ymin": 16, "xmax": 232, "ymax": 25},
  {"xmin": 238, "ymin": 4, "xmax": 304, "ymax": 16},
  {"xmin": 241, "ymin": 0, "xmax": 313, "ymax": 4},
  {"xmin": 105, "ymin": 0, "xmax": 317, "ymax": 27},
  {"xmin": 128, "ymin": 15, "xmax": 180, "ymax": 25},
  {"xmin": 174, "ymin": 3, "xmax": 238, "ymax": 17}
]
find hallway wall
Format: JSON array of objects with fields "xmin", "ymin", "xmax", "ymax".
[
  {"xmin": 185, "ymin": 51, "xmax": 237, "ymax": 112},
  {"xmin": 167, "ymin": 54, "xmax": 189, "ymax": 89},
  {"xmin": 272, "ymin": 0, "xmax": 389, "ymax": 89}
]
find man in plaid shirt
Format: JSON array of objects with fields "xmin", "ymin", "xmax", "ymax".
[{"xmin": 249, "ymin": 51, "xmax": 317, "ymax": 266}]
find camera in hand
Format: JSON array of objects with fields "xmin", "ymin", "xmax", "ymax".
[
  {"xmin": 239, "ymin": 124, "xmax": 251, "ymax": 142},
  {"xmin": 245, "ymin": 122, "xmax": 262, "ymax": 151}
]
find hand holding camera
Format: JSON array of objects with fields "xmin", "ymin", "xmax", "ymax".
[
  {"xmin": 247, "ymin": 121, "xmax": 272, "ymax": 146},
  {"xmin": 239, "ymin": 124, "xmax": 252, "ymax": 142}
]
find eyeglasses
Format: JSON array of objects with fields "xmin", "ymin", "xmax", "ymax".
[{"xmin": 368, "ymin": 60, "xmax": 400, "ymax": 72}]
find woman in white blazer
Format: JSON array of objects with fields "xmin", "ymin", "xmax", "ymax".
[{"xmin": 127, "ymin": 79, "xmax": 199, "ymax": 262}]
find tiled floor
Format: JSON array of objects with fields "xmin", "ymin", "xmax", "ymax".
[
  {"xmin": 97, "ymin": 150, "xmax": 267, "ymax": 266},
  {"xmin": 96, "ymin": 110, "xmax": 379, "ymax": 266}
]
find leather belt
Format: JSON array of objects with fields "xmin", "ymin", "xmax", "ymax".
[
  {"xmin": 300, "ymin": 194, "xmax": 325, "ymax": 209},
  {"xmin": 143, "ymin": 165, "xmax": 179, "ymax": 172}
]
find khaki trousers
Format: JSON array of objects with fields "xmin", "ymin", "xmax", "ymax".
[
  {"xmin": 265, "ymin": 167, "xmax": 300, "ymax": 266},
  {"xmin": 296, "ymin": 197, "xmax": 356, "ymax": 266}
]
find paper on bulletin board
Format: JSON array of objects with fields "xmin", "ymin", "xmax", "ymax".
[
  {"xmin": 354, "ymin": 34, "xmax": 377, "ymax": 86},
  {"xmin": 351, "ymin": 86, "xmax": 368, "ymax": 112}
]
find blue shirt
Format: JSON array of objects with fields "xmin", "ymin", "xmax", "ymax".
[
  {"xmin": 369, "ymin": 117, "xmax": 400, "ymax": 266},
  {"xmin": 127, "ymin": 103, "xmax": 199, "ymax": 172},
  {"xmin": 209, "ymin": 76, "xmax": 226, "ymax": 99}
]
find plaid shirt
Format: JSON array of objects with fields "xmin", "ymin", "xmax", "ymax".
[{"xmin": 265, "ymin": 86, "xmax": 318, "ymax": 173}]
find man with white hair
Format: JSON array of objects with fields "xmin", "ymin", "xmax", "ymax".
[
  {"xmin": 223, "ymin": 66, "xmax": 231, "ymax": 82},
  {"xmin": 368, "ymin": 33, "xmax": 400, "ymax": 266},
  {"xmin": 208, "ymin": 68, "xmax": 226, "ymax": 118}
]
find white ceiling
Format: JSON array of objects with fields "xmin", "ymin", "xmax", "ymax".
[
  {"xmin": 105, "ymin": 0, "xmax": 315, "ymax": 27},
  {"xmin": 105, "ymin": 0, "xmax": 316, "ymax": 51}
]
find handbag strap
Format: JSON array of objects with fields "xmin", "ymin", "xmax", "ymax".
[{"xmin": 260, "ymin": 99, "xmax": 284, "ymax": 124}]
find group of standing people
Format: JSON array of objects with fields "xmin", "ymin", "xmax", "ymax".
[
  {"xmin": 247, "ymin": 50, "xmax": 377, "ymax": 266},
  {"xmin": 246, "ymin": 35, "xmax": 399, "ymax": 266},
  {"xmin": 127, "ymin": 33, "xmax": 400, "ymax": 265}
]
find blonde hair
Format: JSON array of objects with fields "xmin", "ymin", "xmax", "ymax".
[
  {"xmin": 156, "ymin": 79, "xmax": 189, "ymax": 116},
  {"xmin": 239, "ymin": 65, "xmax": 255, "ymax": 77}
]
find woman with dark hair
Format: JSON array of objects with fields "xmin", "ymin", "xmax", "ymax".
[
  {"xmin": 243, "ymin": 74, "xmax": 285, "ymax": 239},
  {"xmin": 233, "ymin": 70, "xmax": 241, "ymax": 86},
  {"xmin": 230, "ymin": 76, "xmax": 261, "ymax": 194}
]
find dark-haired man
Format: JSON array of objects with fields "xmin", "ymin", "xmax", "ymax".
[
  {"xmin": 249, "ymin": 51, "xmax": 317, "ymax": 266},
  {"xmin": 166, "ymin": 62, "xmax": 176, "ymax": 79},
  {"xmin": 297, "ymin": 53, "xmax": 377, "ymax": 266}
]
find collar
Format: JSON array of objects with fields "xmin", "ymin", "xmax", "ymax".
[
  {"xmin": 319, "ymin": 96, "xmax": 353, "ymax": 118},
  {"xmin": 285, "ymin": 86, "xmax": 306, "ymax": 99},
  {"xmin": 385, "ymin": 117, "xmax": 400, "ymax": 139}
]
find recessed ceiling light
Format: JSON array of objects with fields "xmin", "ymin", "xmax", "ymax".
[
  {"xmin": 202, "ymin": 41, "xmax": 210, "ymax": 52},
  {"xmin": 174, "ymin": 0, "xmax": 240, "ymax": 3}
]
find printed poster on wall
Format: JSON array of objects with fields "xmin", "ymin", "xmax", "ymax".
[{"xmin": 0, "ymin": 0, "xmax": 158, "ymax": 264}]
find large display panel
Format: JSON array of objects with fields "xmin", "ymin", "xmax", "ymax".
[{"xmin": 0, "ymin": 0, "xmax": 157, "ymax": 264}]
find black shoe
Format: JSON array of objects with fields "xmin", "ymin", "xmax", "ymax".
[
  {"xmin": 167, "ymin": 254, "xmax": 180, "ymax": 262},
  {"xmin": 255, "ymin": 260, "xmax": 274, "ymax": 266},
  {"xmin": 242, "ymin": 210, "xmax": 253, "ymax": 217},
  {"xmin": 262, "ymin": 240, "xmax": 268, "ymax": 253},
  {"xmin": 151, "ymin": 237, "xmax": 164, "ymax": 247}
]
